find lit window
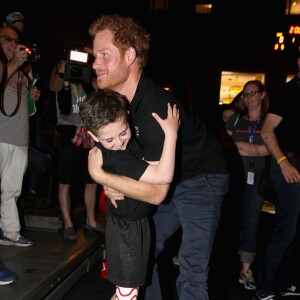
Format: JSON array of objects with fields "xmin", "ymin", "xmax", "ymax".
[
  {"xmin": 195, "ymin": 4, "xmax": 212, "ymax": 14},
  {"xmin": 150, "ymin": 0, "xmax": 168, "ymax": 11},
  {"xmin": 286, "ymin": 0, "xmax": 300, "ymax": 15}
]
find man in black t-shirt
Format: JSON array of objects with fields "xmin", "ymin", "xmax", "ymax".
[
  {"xmin": 87, "ymin": 15, "xmax": 229, "ymax": 300},
  {"xmin": 255, "ymin": 52, "xmax": 300, "ymax": 300}
]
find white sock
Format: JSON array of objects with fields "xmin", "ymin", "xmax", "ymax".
[{"xmin": 115, "ymin": 286, "xmax": 138, "ymax": 300}]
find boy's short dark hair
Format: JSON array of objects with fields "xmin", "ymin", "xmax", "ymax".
[{"xmin": 79, "ymin": 89, "xmax": 129, "ymax": 134}]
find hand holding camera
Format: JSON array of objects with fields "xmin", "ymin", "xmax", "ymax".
[{"xmin": 12, "ymin": 45, "xmax": 29, "ymax": 67}]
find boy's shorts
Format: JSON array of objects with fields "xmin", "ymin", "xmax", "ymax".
[{"xmin": 105, "ymin": 213, "xmax": 151, "ymax": 287}]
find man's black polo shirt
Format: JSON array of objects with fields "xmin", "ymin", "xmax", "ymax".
[{"xmin": 130, "ymin": 72, "xmax": 228, "ymax": 182}]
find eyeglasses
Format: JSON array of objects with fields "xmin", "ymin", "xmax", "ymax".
[
  {"xmin": 0, "ymin": 35, "xmax": 19, "ymax": 44},
  {"xmin": 242, "ymin": 91, "xmax": 261, "ymax": 98}
]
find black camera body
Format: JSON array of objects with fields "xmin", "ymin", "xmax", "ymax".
[
  {"xmin": 20, "ymin": 43, "xmax": 40, "ymax": 63},
  {"xmin": 28, "ymin": 42, "xmax": 40, "ymax": 62},
  {"xmin": 64, "ymin": 50, "xmax": 92, "ymax": 84}
]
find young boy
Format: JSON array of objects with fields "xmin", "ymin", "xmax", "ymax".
[{"xmin": 79, "ymin": 89, "xmax": 180, "ymax": 300}]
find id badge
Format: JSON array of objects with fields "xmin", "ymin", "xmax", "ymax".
[{"xmin": 247, "ymin": 171, "xmax": 255, "ymax": 185}]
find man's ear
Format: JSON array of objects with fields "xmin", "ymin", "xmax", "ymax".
[
  {"xmin": 88, "ymin": 130, "xmax": 99, "ymax": 142},
  {"xmin": 126, "ymin": 47, "xmax": 136, "ymax": 65}
]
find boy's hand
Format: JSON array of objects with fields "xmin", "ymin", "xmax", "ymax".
[{"xmin": 152, "ymin": 103, "xmax": 180, "ymax": 137}]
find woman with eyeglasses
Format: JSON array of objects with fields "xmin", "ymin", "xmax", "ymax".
[{"xmin": 225, "ymin": 80, "xmax": 270, "ymax": 291}]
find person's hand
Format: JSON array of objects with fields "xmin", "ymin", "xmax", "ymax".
[
  {"xmin": 83, "ymin": 46, "xmax": 94, "ymax": 56},
  {"xmin": 88, "ymin": 146, "xmax": 103, "ymax": 179},
  {"xmin": 103, "ymin": 185, "xmax": 125, "ymax": 209},
  {"xmin": 236, "ymin": 141, "xmax": 260, "ymax": 156},
  {"xmin": 30, "ymin": 86, "xmax": 41, "ymax": 101},
  {"xmin": 11, "ymin": 44, "xmax": 28, "ymax": 67},
  {"xmin": 57, "ymin": 59, "xmax": 66, "ymax": 74},
  {"xmin": 280, "ymin": 159, "xmax": 300, "ymax": 184},
  {"xmin": 152, "ymin": 103, "xmax": 180, "ymax": 138}
]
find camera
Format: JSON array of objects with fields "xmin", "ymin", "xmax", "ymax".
[
  {"xmin": 29, "ymin": 42, "xmax": 40, "ymax": 62},
  {"xmin": 20, "ymin": 43, "xmax": 40, "ymax": 63},
  {"xmin": 64, "ymin": 49, "xmax": 92, "ymax": 84}
]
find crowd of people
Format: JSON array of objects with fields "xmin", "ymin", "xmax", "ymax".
[{"xmin": 1, "ymin": 9, "xmax": 300, "ymax": 300}]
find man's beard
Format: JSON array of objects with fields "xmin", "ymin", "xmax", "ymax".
[{"xmin": 97, "ymin": 63, "xmax": 128, "ymax": 92}]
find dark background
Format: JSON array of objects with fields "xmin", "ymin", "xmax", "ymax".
[
  {"xmin": 3, "ymin": 1, "xmax": 298, "ymax": 115},
  {"xmin": 1, "ymin": 1, "xmax": 153, "ymax": 73}
]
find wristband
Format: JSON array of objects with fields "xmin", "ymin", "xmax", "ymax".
[{"xmin": 277, "ymin": 155, "xmax": 287, "ymax": 164}]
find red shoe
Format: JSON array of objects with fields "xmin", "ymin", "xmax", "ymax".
[{"xmin": 100, "ymin": 260, "xmax": 108, "ymax": 279}]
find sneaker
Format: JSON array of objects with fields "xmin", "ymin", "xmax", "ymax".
[
  {"xmin": 63, "ymin": 227, "xmax": 77, "ymax": 241},
  {"xmin": 28, "ymin": 189, "xmax": 37, "ymax": 195},
  {"xmin": 239, "ymin": 269, "xmax": 256, "ymax": 290},
  {"xmin": 0, "ymin": 267, "xmax": 16, "ymax": 285},
  {"xmin": 27, "ymin": 189, "xmax": 37, "ymax": 199},
  {"xmin": 0, "ymin": 231, "xmax": 34, "ymax": 247},
  {"xmin": 255, "ymin": 292, "xmax": 277, "ymax": 300},
  {"xmin": 84, "ymin": 223, "xmax": 104, "ymax": 233},
  {"xmin": 280, "ymin": 285, "xmax": 300, "ymax": 297},
  {"xmin": 172, "ymin": 255, "xmax": 180, "ymax": 266}
]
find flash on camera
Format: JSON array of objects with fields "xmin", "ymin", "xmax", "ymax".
[{"xmin": 70, "ymin": 50, "xmax": 88, "ymax": 63}]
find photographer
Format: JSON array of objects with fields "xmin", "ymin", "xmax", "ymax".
[
  {"xmin": 0, "ymin": 26, "xmax": 40, "ymax": 248},
  {"xmin": 2, "ymin": 11, "xmax": 39, "ymax": 63},
  {"xmin": 50, "ymin": 47, "xmax": 103, "ymax": 241},
  {"xmin": 3, "ymin": 10, "xmax": 46, "ymax": 198}
]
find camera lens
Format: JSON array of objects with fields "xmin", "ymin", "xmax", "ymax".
[{"xmin": 70, "ymin": 67, "xmax": 82, "ymax": 78}]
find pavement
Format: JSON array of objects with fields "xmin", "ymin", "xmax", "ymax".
[
  {"xmin": 61, "ymin": 202, "xmax": 299, "ymax": 300},
  {"xmin": 3, "ymin": 183, "xmax": 299, "ymax": 300}
]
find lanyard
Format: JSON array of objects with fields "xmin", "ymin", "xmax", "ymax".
[
  {"xmin": 248, "ymin": 116, "xmax": 261, "ymax": 168},
  {"xmin": 248, "ymin": 115, "xmax": 261, "ymax": 143},
  {"xmin": 0, "ymin": 71, "xmax": 23, "ymax": 117}
]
